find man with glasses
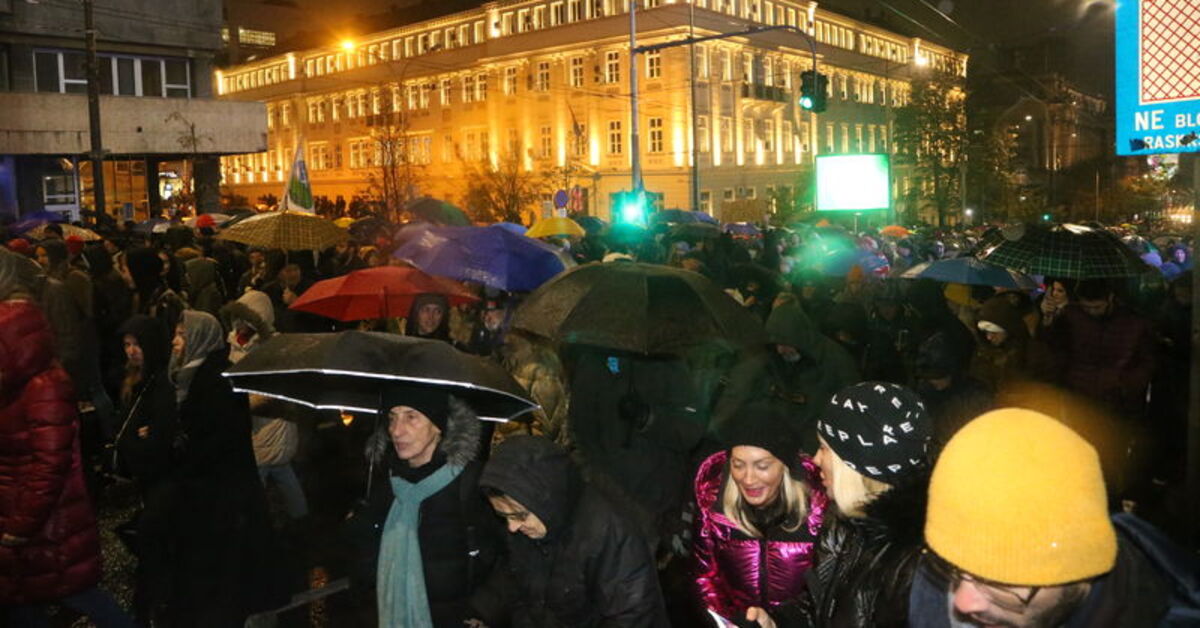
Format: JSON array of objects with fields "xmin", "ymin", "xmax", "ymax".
[{"xmin": 908, "ymin": 408, "xmax": 1199, "ymax": 627}]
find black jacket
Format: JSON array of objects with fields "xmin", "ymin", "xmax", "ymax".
[
  {"xmin": 475, "ymin": 436, "xmax": 670, "ymax": 628},
  {"xmin": 357, "ymin": 397, "xmax": 503, "ymax": 627},
  {"xmin": 804, "ymin": 472, "xmax": 929, "ymax": 628}
]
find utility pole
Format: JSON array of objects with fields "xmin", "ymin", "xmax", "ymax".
[
  {"xmin": 688, "ymin": 1, "xmax": 700, "ymax": 211},
  {"xmin": 84, "ymin": 0, "xmax": 106, "ymax": 219},
  {"xmin": 629, "ymin": 0, "xmax": 642, "ymax": 192},
  {"xmin": 1189, "ymin": 151, "xmax": 1200, "ymax": 550}
]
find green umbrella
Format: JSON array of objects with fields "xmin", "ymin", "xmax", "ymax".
[
  {"xmin": 974, "ymin": 223, "xmax": 1149, "ymax": 279},
  {"xmin": 407, "ymin": 197, "xmax": 471, "ymax": 226}
]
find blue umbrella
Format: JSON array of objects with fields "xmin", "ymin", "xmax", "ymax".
[
  {"xmin": 494, "ymin": 222, "xmax": 528, "ymax": 235},
  {"xmin": 901, "ymin": 257, "xmax": 1040, "ymax": 290},
  {"xmin": 693, "ymin": 211, "xmax": 718, "ymax": 225},
  {"xmin": 724, "ymin": 222, "xmax": 761, "ymax": 237},
  {"xmin": 12, "ymin": 211, "xmax": 69, "ymax": 234},
  {"xmin": 652, "ymin": 209, "xmax": 698, "ymax": 224},
  {"xmin": 809, "ymin": 248, "xmax": 889, "ymax": 278},
  {"xmin": 392, "ymin": 224, "xmax": 573, "ymax": 291}
]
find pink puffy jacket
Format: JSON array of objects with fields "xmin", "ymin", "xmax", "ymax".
[{"xmin": 692, "ymin": 450, "xmax": 827, "ymax": 619}]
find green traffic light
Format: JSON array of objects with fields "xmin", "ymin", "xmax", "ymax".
[
  {"xmin": 800, "ymin": 95, "xmax": 814, "ymax": 110},
  {"xmin": 1042, "ymin": 213, "xmax": 1051, "ymax": 221},
  {"xmin": 619, "ymin": 193, "xmax": 646, "ymax": 224}
]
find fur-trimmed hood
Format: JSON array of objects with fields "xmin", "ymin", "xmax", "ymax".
[{"xmin": 364, "ymin": 395, "xmax": 482, "ymax": 469}]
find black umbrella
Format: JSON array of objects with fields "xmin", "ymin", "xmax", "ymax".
[
  {"xmin": 223, "ymin": 331, "xmax": 537, "ymax": 421},
  {"xmin": 510, "ymin": 262, "xmax": 766, "ymax": 355}
]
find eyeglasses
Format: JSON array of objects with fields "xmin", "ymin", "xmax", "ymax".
[{"xmin": 922, "ymin": 548, "xmax": 1041, "ymax": 613}]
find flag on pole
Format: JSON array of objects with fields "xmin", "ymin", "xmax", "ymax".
[{"xmin": 281, "ymin": 143, "xmax": 314, "ymax": 213}]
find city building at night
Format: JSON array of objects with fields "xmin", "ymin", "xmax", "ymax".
[
  {"xmin": 217, "ymin": 0, "xmax": 966, "ymax": 222},
  {"xmin": 0, "ymin": 0, "xmax": 265, "ymax": 220}
]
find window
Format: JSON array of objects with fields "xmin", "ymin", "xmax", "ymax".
[
  {"xmin": 507, "ymin": 128, "xmax": 520, "ymax": 155},
  {"xmin": 570, "ymin": 57, "xmax": 585, "ymax": 87},
  {"xmin": 782, "ymin": 121, "xmax": 793, "ymax": 155},
  {"xmin": 573, "ymin": 123, "xmax": 588, "ymax": 157},
  {"xmin": 825, "ymin": 123, "xmax": 835, "ymax": 153},
  {"xmin": 720, "ymin": 117, "xmax": 733, "ymax": 152},
  {"xmin": 440, "ymin": 78, "xmax": 452, "ymax": 105},
  {"xmin": 465, "ymin": 132, "xmax": 476, "ymax": 161},
  {"xmin": 763, "ymin": 119, "xmax": 774, "ymax": 152},
  {"xmin": 648, "ymin": 117, "xmax": 663, "ymax": 153},
  {"xmin": 34, "ymin": 49, "xmax": 191, "ymax": 97},
  {"xmin": 867, "ymin": 124, "xmax": 876, "ymax": 152},
  {"xmin": 536, "ymin": 61, "xmax": 550, "ymax": 91},
  {"xmin": 608, "ymin": 120, "xmax": 622, "ymax": 154},
  {"xmin": 551, "ymin": 1, "xmax": 565, "ymax": 25},
  {"xmin": 699, "ymin": 190, "xmax": 712, "ymax": 213},
  {"xmin": 763, "ymin": 57, "xmax": 774, "ymax": 86},
  {"xmin": 742, "ymin": 52, "xmax": 753, "ymax": 83},
  {"xmin": 504, "ymin": 67, "xmax": 518, "ymax": 95},
  {"xmin": 720, "ymin": 50, "xmax": 732, "ymax": 81},
  {"xmin": 569, "ymin": 0, "xmax": 584, "ymax": 22},
  {"xmin": 480, "ymin": 132, "xmax": 490, "ymax": 159},
  {"xmin": 540, "ymin": 126, "xmax": 553, "ymax": 158},
  {"xmin": 43, "ymin": 173, "xmax": 76, "ymax": 205},
  {"xmin": 280, "ymin": 103, "xmax": 290, "ymax": 127},
  {"xmin": 744, "ymin": 119, "xmax": 755, "ymax": 153},
  {"xmin": 841, "ymin": 123, "xmax": 850, "ymax": 153},
  {"xmin": 723, "ymin": 188, "xmax": 735, "ymax": 202},
  {"xmin": 475, "ymin": 73, "xmax": 488, "ymax": 101},
  {"xmin": 696, "ymin": 47, "xmax": 710, "ymax": 79},
  {"xmin": 309, "ymin": 143, "xmax": 330, "ymax": 170},
  {"xmin": 443, "ymin": 135, "xmax": 455, "ymax": 162},
  {"xmin": 605, "ymin": 51, "xmax": 621, "ymax": 83},
  {"xmin": 697, "ymin": 115, "xmax": 711, "ymax": 153},
  {"xmin": 645, "ymin": 50, "xmax": 661, "ymax": 79},
  {"xmin": 463, "ymin": 76, "xmax": 476, "ymax": 103}
]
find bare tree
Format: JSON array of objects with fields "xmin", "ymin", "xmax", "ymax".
[
  {"xmin": 364, "ymin": 103, "xmax": 425, "ymax": 221},
  {"xmin": 893, "ymin": 74, "xmax": 968, "ymax": 225},
  {"xmin": 165, "ymin": 111, "xmax": 214, "ymax": 212},
  {"xmin": 461, "ymin": 151, "xmax": 542, "ymax": 224}
]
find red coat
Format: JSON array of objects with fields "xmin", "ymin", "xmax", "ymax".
[{"xmin": 0, "ymin": 300, "xmax": 100, "ymax": 604}]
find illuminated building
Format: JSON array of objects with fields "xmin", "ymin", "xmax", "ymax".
[{"xmin": 217, "ymin": 0, "xmax": 965, "ymax": 221}]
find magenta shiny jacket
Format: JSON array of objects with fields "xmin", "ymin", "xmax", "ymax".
[{"xmin": 692, "ymin": 450, "xmax": 827, "ymax": 619}]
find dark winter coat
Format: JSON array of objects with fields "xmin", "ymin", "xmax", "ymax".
[
  {"xmin": 0, "ymin": 300, "xmax": 101, "ymax": 604},
  {"xmin": 475, "ymin": 435, "xmax": 671, "ymax": 628},
  {"xmin": 184, "ymin": 257, "xmax": 225, "ymax": 317},
  {"xmin": 805, "ymin": 471, "xmax": 929, "ymax": 628},
  {"xmin": 358, "ymin": 397, "xmax": 503, "ymax": 626},
  {"xmin": 908, "ymin": 514, "xmax": 1200, "ymax": 626},
  {"xmin": 82, "ymin": 246, "xmax": 133, "ymax": 389},
  {"xmin": 114, "ymin": 316, "xmax": 179, "ymax": 492},
  {"xmin": 171, "ymin": 349, "xmax": 287, "ymax": 625},
  {"xmin": 1046, "ymin": 303, "xmax": 1156, "ymax": 415}
]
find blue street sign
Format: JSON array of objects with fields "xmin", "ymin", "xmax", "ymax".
[
  {"xmin": 553, "ymin": 189, "xmax": 569, "ymax": 209},
  {"xmin": 1115, "ymin": 0, "xmax": 1200, "ymax": 155}
]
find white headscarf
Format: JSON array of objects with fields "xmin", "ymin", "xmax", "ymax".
[{"xmin": 171, "ymin": 309, "xmax": 226, "ymax": 402}]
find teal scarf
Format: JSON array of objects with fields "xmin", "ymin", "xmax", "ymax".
[{"xmin": 377, "ymin": 463, "xmax": 463, "ymax": 628}]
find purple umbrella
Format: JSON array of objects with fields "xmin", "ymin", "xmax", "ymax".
[{"xmin": 392, "ymin": 224, "xmax": 573, "ymax": 291}]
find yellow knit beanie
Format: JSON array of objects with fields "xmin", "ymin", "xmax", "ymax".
[{"xmin": 925, "ymin": 408, "xmax": 1117, "ymax": 586}]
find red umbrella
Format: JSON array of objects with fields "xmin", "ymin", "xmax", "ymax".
[{"xmin": 289, "ymin": 266, "xmax": 478, "ymax": 322}]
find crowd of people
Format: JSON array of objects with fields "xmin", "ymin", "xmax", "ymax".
[{"xmin": 0, "ymin": 213, "xmax": 1197, "ymax": 628}]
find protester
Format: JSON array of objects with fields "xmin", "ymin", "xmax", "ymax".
[
  {"xmin": 168, "ymin": 310, "xmax": 284, "ymax": 626},
  {"xmin": 1035, "ymin": 278, "xmax": 1071, "ymax": 331},
  {"xmin": 692, "ymin": 401, "xmax": 827, "ymax": 625},
  {"xmin": 474, "ymin": 435, "xmax": 671, "ymax": 627},
  {"xmin": 909, "ymin": 408, "xmax": 1200, "ymax": 626},
  {"xmin": 969, "ymin": 294, "xmax": 1037, "ymax": 392},
  {"xmin": 0, "ymin": 256, "xmax": 135, "ymax": 628},
  {"xmin": 123, "ymin": 246, "xmax": 186, "ymax": 333},
  {"xmin": 359, "ymin": 389, "xmax": 502, "ymax": 626},
  {"xmin": 183, "ymin": 256, "xmax": 225, "ymax": 317},
  {"xmin": 804, "ymin": 382, "xmax": 932, "ymax": 627},
  {"xmin": 912, "ymin": 332, "xmax": 994, "ymax": 451},
  {"xmin": 405, "ymin": 292, "xmax": 452, "ymax": 341}
]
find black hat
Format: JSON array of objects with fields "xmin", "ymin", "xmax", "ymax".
[
  {"xmin": 717, "ymin": 400, "xmax": 802, "ymax": 467},
  {"xmin": 816, "ymin": 382, "xmax": 930, "ymax": 482},
  {"xmin": 380, "ymin": 385, "xmax": 450, "ymax": 432}
]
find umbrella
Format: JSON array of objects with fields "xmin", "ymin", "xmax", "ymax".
[
  {"xmin": 334, "ymin": 217, "xmax": 355, "ymax": 228},
  {"xmin": 974, "ymin": 223, "xmax": 1149, "ymax": 279},
  {"xmin": 511, "ymin": 262, "xmax": 766, "ymax": 355},
  {"xmin": 807, "ymin": 248, "xmax": 889, "ymax": 278},
  {"xmin": 218, "ymin": 211, "xmax": 347, "ymax": 251},
  {"xmin": 289, "ymin": 266, "xmax": 477, "ymax": 322},
  {"xmin": 881, "ymin": 225, "xmax": 910, "ymax": 238},
  {"xmin": 393, "ymin": 224, "xmax": 573, "ymax": 292},
  {"xmin": 573, "ymin": 215, "xmax": 608, "ymax": 235},
  {"xmin": 901, "ymin": 257, "xmax": 1040, "ymax": 290},
  {"xmin": 651, "ymin": 209, "xmax": 699, "ymax": 224},
  {"xmin": 185, "ymin": 213, "xmax": 232, "ymax": 229},
  {"xmin": 669, "ymin": 222, "xmax": 721, "ymax": 241},
  {"xmin": 11, "ymin": 211, "xmax": 69, "ymax": 234},
  {"xmin": 692, "ymin": 211, "xmax": 719, "ymax": 225},
  {"xmin": 526, "ymin": 216, "xmax": 585, "ymax": 239},
  {"xmin": 25, "ymin": 223, "xmax": 101, "ymax": 241},
  {"xmin": 724, "ymin": 222, "xmax": 761, "ymax": 237},
  {"xmin": 407, "ymin": 197, "xmax": 471, "ymax": 226},
  {"xmin": 134, "ymin": 218, "xmax": 173, "ymax": 234},
  {"xmin": 223, "ymin": 331, "xmax": 537, "ymax": 421},
  {"xmin": 494, "ymin": 222, "xmax": 528, "ymax": 235},
  {"xmin": 348, "ymin": 216, "xmax": 394, "ymax": 243}
]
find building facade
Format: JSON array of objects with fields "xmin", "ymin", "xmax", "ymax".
[
  {"xmin": 217, "ymin": 0, "xmax": 965, "ymax": 222},
  {"xmin": 0, "ymin": 0, "xmax": 265, "ymax": 220}
]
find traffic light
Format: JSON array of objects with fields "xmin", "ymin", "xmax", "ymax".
[
  {"xmin": 800, "ymin": 70, "xmax": 828, "ymax": 113},
  {"xmin": 1042, "ymin": 213, "xmax": 1052, "ymax": 222},
  {"xmin": 613, "ymin": 189, "xmax": 649, "ymax": 225}
]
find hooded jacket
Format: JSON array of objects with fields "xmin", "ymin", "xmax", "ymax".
[
  {"xmin": 970, "ymin": 295, "xmax": 1033, "ymax": 391},
  {"xmin": 359, "ymin": 397, "xmax": 503, "ymax": 626},
  {"xmin": 114, "ymin": 315, "xmax": 178, "ymax": 489},
  {"xmin": 475, "ymin": 435, "xmax": 670, "ymax": 628},
  {"xmin": 805, "ymin": 471, "xmax": 929, "ymax": 627},
  {"xmin": 692, "ymin": 450, "xmax": 827, "ymax": 621},
  {"xmin": 0, "ymin": 300, "xmax": 101, "ymax": 604},
  {"xmin": 184, "ymin": 257, "xmax": 224, "ymax": 317}
]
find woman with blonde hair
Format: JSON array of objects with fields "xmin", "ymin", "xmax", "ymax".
[
  {"xmin": 806, "ymin": 381, "xmax": 933, "ymax": 627},
  {"xmin": 693, "ymin": 401, "xmax": 827, "ymax": 625}
]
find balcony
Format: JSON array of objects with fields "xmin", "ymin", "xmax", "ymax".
[{"xmin": 741, "ymin": 83, "xmax": 789, "ymax": 103}]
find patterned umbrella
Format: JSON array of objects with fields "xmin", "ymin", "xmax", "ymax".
[
  {"xmin": 217, "ymin": 211, "xmax": 347, "ymax": 250},
  {"xmin": 25, "ymin": 223, "xmax": 101, "ymax": 241},
  {"xmin": 974, "ymin": 223, "xmax": 1149, "ymax": 279}
]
